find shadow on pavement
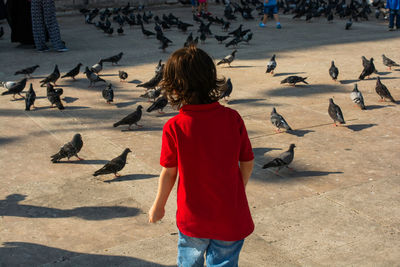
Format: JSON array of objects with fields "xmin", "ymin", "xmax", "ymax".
[
  {"xmin": 104, "ymin": 174, "xmax": 158, "ymax": 183},
  {"xmin": 228, "ymin": 98, "xmax": 265, "ymax": 105},
  {"xmin": 0, "ymin": 242, "xmax": 172, "ymax": 267},
  {"xmin": 273, "ymin": 72, "xmax": 306, "ymax": 77},
  {"xmin": 346, "ymin": 123, "xmax": 377, "ymax": 132},
  {"xmin": 287, "ymin": 129, "xmax": 315, "ymax": 137},
  {"xmin": 0, "ymin": 194, "xmax": 141, "ymax": 220},
  {"xmin": 53, "ymin": 159, "xmax": 109, "ymax": 165},
  {"xmin": 265, "ymin": 84, "xmax": 345, "ymax": 97}
]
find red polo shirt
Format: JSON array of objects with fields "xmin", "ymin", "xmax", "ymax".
[{"xmin": 160, "ymin": 102, "xmax": 254, "ymax": 241}]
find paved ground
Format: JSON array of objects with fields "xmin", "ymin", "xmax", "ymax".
[{"xmin": 0, "ymin": 3, "xmax": 400, "ymax": 266}]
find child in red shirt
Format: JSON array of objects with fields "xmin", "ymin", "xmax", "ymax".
[{"xmin": 149, "ymin": 45, "xmax": 254, "ymax": 266}]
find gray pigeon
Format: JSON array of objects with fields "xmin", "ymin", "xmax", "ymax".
[
  {"xmin": 101, "ymin": 52, "xmax": 123, "ymax": 65},
  {"xmin": 266, "ymin": 54, "xmax": 276, "ymax": 74},
  {"xmin": 40, "ymin": 65, "xmax": 60, "ymax": 87},
  {"xmin": 137, "ymin": 70, "xmax": 163, "ymax": 90},
  {"xmin": 47, "ymin": 83, "xmax": 64, "ymax": 110},
  {"xmin": 217, "ymin": 50, "xmax": 237, "ymax": 67},
  {"xmin": 102, "ymin": 83, "xmax": 114, "ymax": 104},
  {"xmin": 90, "ymin": 60, "xmax": 103, "ymax": 74},
  {"xmin": 270, "ymin": 107, "xmax": 292, "ymax": 133},
  {"xmin": 147, "ymin": 96, "xmax": 168, "ymax": 114},
  {"xmin": 328, "ymin": 98, "xmax": 345, "ymax": 126},
  {"xmin": 84, "ymin": 67, "xmax": 106, "ymax": 87},
  {"xmin": 375, "ymin": 77, "xmax": 395, "ymax": 103},
  {"xmin": 51, "ymin": 133, "xmax": 84, "ymax": 163},
  {"xmin": 329, "ymin": 60, "xmax": 339, "ymax": 81},
  {"xmin": 1, "ymin": 81, "xmax": 17, "ymax": 90},
  {"xmin": 350, "ymin": 84, "xmax": 365, "ymax": 110},
  {"xmin": 140, "ymin": 88, "xmax": 161, "ymax": 102},
  {"xmin": 113, "ymin": 105, "xmax": 143, "ymax": 130},
  {"xmin": 219, "ymin": 78, "xmax": 232, "ymax": 100},
  {"xmin": 280, "ymin": 76, "xmax": 308, "ymax": 86},
  {"xmin": 382, "ymin": 54, "xmax": 399, "ymax": 70},
  {"xmin": 155, "ymin": 60, "xmax": 164, "ymax": 74},
  {"xmin": 14, "ymin": 65, "xmax": 40, "ymax": 77},
  {"xmin": 119, "ymin": 70, "xmax": 128, "ymax": 82},
  {"xmin": 359, "ymin": 58, "xmax": 376, "ymax": 80},
  {"xmin": 93, "ymin": 148, "xmax": 131, "ymax": 177},
  {"xmin": 1, "ymin": 78, "xmax": 27, "ymax": 99},
  {"xmin": 262, "ymin": 144, "xmax": 296, "ymax": 173},
  {"xmin": 61, "ymin": 63, "xmax": 82, "ymax": 80},
  {"xmin": 25, "ymin": 83, "xmax": 36, "ymax": 111}
]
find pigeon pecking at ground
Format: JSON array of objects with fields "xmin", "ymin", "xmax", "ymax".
[
  {"xmin": 382, "ymin": 54, "xmax": 399, "ymax": 70},
  {"xmin": 270, "ymin": 107, "xmax": 292, "ymax": 133},
  {"xmin": 350, "ymin": 84, "xmax": 366, "ymax": 110},
  {"xmin": 217, "ymin": 49, "xmax": 237, "ymax": 67},
  {"xmin": 1, "ymin": 78, "xmax": 27, "ymax": 99},
  {"xmin": 93, "ymin": 148, "xmax": 131, "ymax": 178},
  {"xmin": 113, "ymin": 105, "xmax": 143, "ymax": 130},
  {"xmin": 119, "ymin": 70, "xmax": 128, "ymax": 82},
  {"xmin": 25, "ymin": 83, "xmax": 36, "ymax": 111},
  {"xmin": 46, "ymin": 83, "xmax": 64, "ymax": 110},
  {"xmin": 84, "ymin": 67, "xmax": 106, "ymax": 87},
  {"xmin": 147, "ymin": 96, "xmax": 168, "ymax": 114},
  {"xmin": 14, "ymin": 65, "xmax": 40, "ymax": 77},
  {"xmin": 262, "ymin": 144, "xmax": 296, "ymax": 173},
  {"xmin": 328, "ymin": 98, "xmax": 345, "ymax": 126},
  {"xmin": 375, "ymin": 77, "xmax": 395, "ymax": 103},
  {"xmin": 61, "ymin": 63, "xmax": 83, "ymax": 80},
  {"xmin": 101, "ymin": 52, "xmax": 123, "ymax": 65},
  {"xmin": 266, "ymin": 54, "xmax": 277, "ymax": 75},
  {"xmin": 102, "ymin": 83, "xmax": 114, "ymax": 104},
  {"xmin": 51, "ymin": 133, "xmax": 84, "ymax": 163},
  {"xmin": 329, "ymin": 60, "xmax": 339, "ymax": 81},
  {"xmin": 40, "ymin": 65, "xmax": 60, "ymax": 87},
  {"xmin": 280, "ymin": 76, "xmax": 308, "ymax": 86}
]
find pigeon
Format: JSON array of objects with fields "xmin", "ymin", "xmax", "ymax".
[
  {"xmin": 101, "ymin": 52, "xmax": 123, "ymax": 65},
  {"xmin": 262, "ymin": 144, "xmax": 296, "ymax": 173},
  {"xmin": 137, "ymin": 71, "xmax": 163, "ymax": 89},
  {"xmin": 61, "ymin": 63, "xmax": 82, "ymax": 80},
  {"xmin": 270, "ymin": 107, "xmax": 292, "ymax": 133},
  {"xmin": 345, "ymin": 18, "xmax": 352, "ymax": 30},
  {"xmin": 0, "ymin": 81, "xmax": 17, "ymax": 90},
  {"xmin": 93, "ymin": 148, "xmax": 131, "ymax": 178},
  {"xmin": 266, "ymin": 54, "xmax": 277, "ymax": 74},
  {"xmin": 147, "ymin": 96, "xmax": 168, "ymax": 114},
  {"xmin": 90, "ymin": 60, "xmax": 103, "ymax": 74},
  {"xmin": 102, "ymin": 83, "xmax": 114, "ymax": 104},
  {"xmin": 14, "ymin": 65, "xmax": 40, "ymax": 77},
  {"xmin": 328, "ymin": 98, "xmax": 345, "ymax": 126},
  {"xmin": 141, "ymin": 23, "xmax": 156, "ymax": 37},
  {"xmin": 375, "ymin": 77, "xmax": 395, "ymax": 102},
  {"xmin": 84, "ymin": 67, "xmax": 106, "ymax": 87},
  {"xmin": 119, "ymin": 70, "xmax": 128, "ymax": 82},
  {"xmin": 219, "ymin": 78, "xmax": 232, "ymax": 100},
  {"xmin": 140, "ymin": 88, "xmax": 161, "ymax": 102},
  {"xmin": 214, "ymin": 35, "xmax": 230, "ymax": 43},
  {"xmin": 159, "ymin": 38, "xmax": 169, "ymax": 52},
  {"xmin": 113, "ymin": 105, "xmax": 143, "ymax": 130},
  {"xmin": 40, "ymin": 65, "xmax": 60, "ymax": 87},
  {"xmin": 117, "ymin": 26, "xmax": 124, "ymax": 35},
  {"xmin": 329, "ymin": 61, "xmax": 339, "ymax": 81},
  {"xmin": 47, "ymin": 83, "xmax": 64, "ymax": 110},
  {"xmin": 280, "ymin": 76, "xmax": 308, "ymax": 86},
  {"xmin": 155, "ymin": 60, "xmax": 164, "ymax": 74},
  {"xmin": 51, "ymin": 133, "xmax": 84, "ymax": 163},
  {"xmin": 359, "ymin": 57, "xmax": 376, "ymax": 80},
  {"xmin": 361, "ymin": 56, "xmax": 369, "ymax": 69},
  {"xmin": 350, "ymin": 84, "xmax": 366, "ymax": 110},
  {"xmin": 382, "ymin": 54, "xmax": 399, "ymax": 70},
  {"xmin": 225, "ymin": 37, "xmax": 241, "ymax": 48},
  {"xmin": 1, "ymin": 78, "xmax": 27, "ymax": 99},
  {"xmin": 217, "ymin": 50, "xmax": 237, "ymax": 67},
  {"xmin": 25, "ymin": 84, "xmax": 36, "ymax": 111},
  {"xmin": 242, "ymin": 32, "xmax": 253, "ymax": 44}
]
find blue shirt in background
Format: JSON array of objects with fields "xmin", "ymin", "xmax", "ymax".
[{"xmin": 264, "ymin": 0, "xmax": 277, "ymax": 6}]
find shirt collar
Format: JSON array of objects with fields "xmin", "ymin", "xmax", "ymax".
[{"xmin": 180, "ymin": 102, "xmax": 221, "ymax": 113}]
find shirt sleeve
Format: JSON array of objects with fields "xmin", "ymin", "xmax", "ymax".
[
  {"xmin": 238, "ymin": 115, "xmax": 254, "ymax": 162},
  {"xmin": 160, "ymin": 122, "xmax": 178, "ymax": 167}
]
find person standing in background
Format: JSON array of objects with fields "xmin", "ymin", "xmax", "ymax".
[
  {"xmin": 259, "ymin": 0, "xmax": 282, "ymax": 29},
  {"xmin": 6, "ymin": 0, "xmax": 35, "ymax": 45},
  {"xmin": 386, "ymin": 0, "xmax": 400, "ymax": 30},
  {"xmin": 31, "ymin": 0, "xmax": 68, "ymax": 52}
]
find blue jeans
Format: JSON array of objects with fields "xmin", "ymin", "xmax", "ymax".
[
  {"xmin": 389, "ymin": 9, "xmax": 400, "ymax": 29},
  {"xmin": 264, "ymin": 5, "xmax": 278, "ymax": 15},
  {"xmin": 177, "ymin": 231, "xmax": 244, "ymax": 267}
]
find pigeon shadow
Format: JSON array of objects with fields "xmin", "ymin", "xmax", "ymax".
[
  {"xmin": 227, "ymin": 98, "xmax": 265, "ymax": 105},
  {"xmin": 340, "ymin": 79, "xmax": 359, "ymax": 84},
  {"xmin": 0, "ymin": 136, "xmax": 20, "ymax": 145},
  {"xmin": 0, "ymin": 194, "xmax": 141, "ymax": 220},
  {"xmin": 104, "ymin": 174, "xmax": 158, "ymax": 183},
  {"xmin": 273, "ymin": 72, "xmax": 306, "ymax": 77},
  {"xmin": 120, "ymin": 126, "xmax": 163, "ymax": 132},
  {"xmin": 64, "ymin": 106, "xmax": 90, "ymax": 110},
  {"xmin": 287, "ymin": 129, "xmax": 315, "ymax": 137},
  {"xmin": 9, "ymin": 97, "xmax": 25, "ymax": 102},
  {"xmin": 99, "ymin": 74, "xmax": 119, "ymax": 77},
  {"xmin": 115, "ymin": 100, "xmax": 139, "ymax": 108},
  {"xmin": 376, "ymin": 71, "xmax": 391, "ymax": 76},
  {"xmin": 372, "ymin": 76, "xmax": 398, "ymax": 80},
  {"xmin": 265, "ymin": 84, "xmax": 344, "ymax": 97},
  {"xmin": 224, "ymin": 65, "xmax": 254, "ymax": 68},
  {"xmin": 62, "ymin": 96, "xmax": 79, "ymax": 103},
  {"xmin": 54, "ymin": 160, "xmax": 109, "ymax": 165},
  {"xmin": 346, "ymin": 123, "xmax": 377, "ymax": 132},
  {"xmin": 0, "ymin": 242, "xmax": 173, "ymax": 267},
  {"xmin": 290, "ymin": 170, "xmax": 344, "ymax": 178},
  {"xmin": 154, "ymin": 112, "xmax": 179, "ymax": 117},
  {"xmin": 253, "ymin": 147, "xmax": 282, "ymax": 158},
  {"xmin": 366, "ymin": 105, "xmax": 388, "ymax": 110},
  {"xmin": 128, "ymin": 79, "xmax": 142, "ymax": 84}
]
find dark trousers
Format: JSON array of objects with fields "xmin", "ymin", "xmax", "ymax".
[{"xmin": 389, "ymin": 9, "xmax": 400, "ymax": 29}]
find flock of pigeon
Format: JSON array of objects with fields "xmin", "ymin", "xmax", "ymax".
[{"xmin": 1, "ymin": 0, "xmax": 399, "ymax": 177}]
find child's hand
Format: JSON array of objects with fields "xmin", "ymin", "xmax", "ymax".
[{"xmin": 148, "ymin": 204, "xmax": 165, "ymax": 223}]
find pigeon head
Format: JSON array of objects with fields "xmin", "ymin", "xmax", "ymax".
[
  {"xmin": 353, "ymin": 84, "xmax": 358, "ymax": 92},
  {"xmin": 119, "ymin": 52, "xmax": 123, "ymax": 56},
  {"xmin": 34, "ymin": 65, "xmax": 40, "ymax": 68},
  {"xmin": 377, "ymin": 76, "xmax": 381, "ymax": 82},
  {"xmin": 78, "ymin": 63, "xmax": 83, "ymax": 67},
  {"xmin": 271, "ymin": 54, "xmax": 276, "ymax": 60},
  {"xmin": 271, "ymin": 107, "xmax": 277, "ymax": 114},
  {"xmin": 289, "ymin": 144, "xmax": 296, "ymax": 150},
  {"xmin": 21, "ymin": 78, "xmax": 28, "ymax": 83},
  {"xmin": 331, "ymin": 60, "xmax": 335, "ymax": 65},
  {"xmin": 28, "ymin": 83, "xmax": 33, "ymax": 91},
  {"xmin": 137, "ymin": 105, "xmax": 143, "ymax": 110},
  {"xmin": 72, "ymin": 133, "xmax": 82, "ymax": 143},
  {"xmin": 329, "ymin": 98, "xmax": 334, "ymax": 103},
  {"xmin": 84, "ymin": 67, "xmax": 90, "ymax": 73},
  {"xmin": 370, "ymin": 58, "xmax": 374, "ymax": 62},
  {"xmin": 54, "ymin": 65, "xmax": 59, "ymax": 71},
  {"xmin": 122, "ymin": 148, "xmax": 132, "ymax": 155}
]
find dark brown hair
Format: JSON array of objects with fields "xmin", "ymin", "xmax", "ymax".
[{"xmin": 161, "ymin": 45, "xmax": 226, "ymax": 109}]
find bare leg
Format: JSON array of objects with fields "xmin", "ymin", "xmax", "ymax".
[{"xmin": 262, "ymin": 14, "xmax": 268, "ymax": 24}]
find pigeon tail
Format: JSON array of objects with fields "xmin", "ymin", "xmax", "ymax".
[
  {"xmin": 113, "ymin": 122, "xmax": 121, "ymax": 127},
  {"xmin": 51, "ymin": 152, "xmax": 63, "ymax": 163},
  {"xmin": 55, "ymin": 101, "xmax": 65, "ymax": 110}
]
